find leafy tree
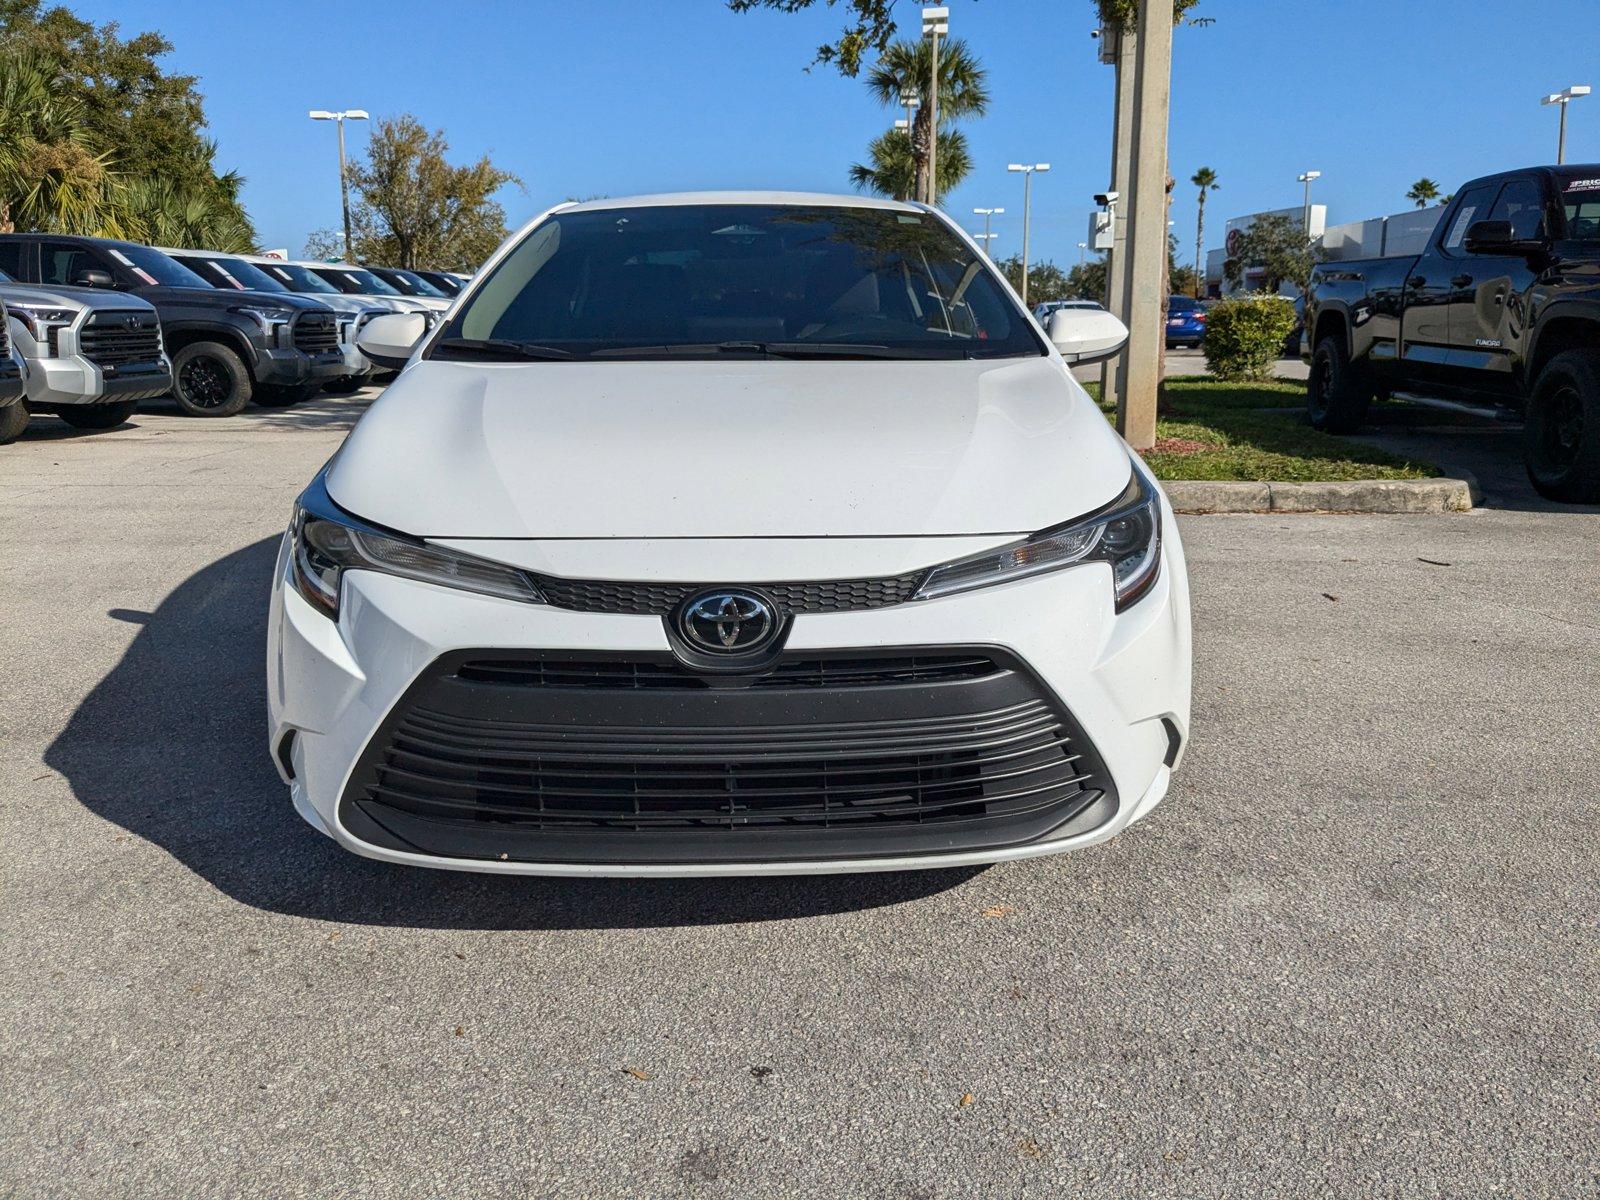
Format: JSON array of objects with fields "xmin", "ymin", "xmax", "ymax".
[
  {"xmin": 1065, "ymin": 255, "xmax": 1108, "ymax": 303},
  {"xmin": 849, "ymin": 127, "xmax": 971, "ymax": 203},
  {"xmin": 1222, "ymin": 212, "xmax": 1321, "ymax": 294},
  {"xmin": 860, "ymin": 37, "xmax": 988, "ymax": 203},
  {"xmin": 346, "ymin": 115, "xmax": 521, "ymax": 269},
  {"xmin": 302, "ymin": 229, "xmax": 346, "ymax": 262},
  {"xmin": 995, "ymin": 254, "xmax": 1072, "ymax": 305},
  {"xmin": 1189, "ymin": 165, "xmax": 1218, "ymax": 298},
  {"xmin": 0, "ymin": 1, "xmax": 254, "ymax": 245},
  {"xmin": 1406, "ymin": 177, "xmax": 1441, "ymax": 208},
  {"xmin": 731, "ymin": 0, "xmax": 1203, "ymax": 74},
  {"xmin": 119, "ymin": 174, "xmax": 253, "ymax": 252},
  {"xmin": 0, "ymin": 45, "xmax": 122, "ymax": 234}
]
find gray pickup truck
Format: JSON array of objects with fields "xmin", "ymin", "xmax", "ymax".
[{"xmin": 1304, "ymin": 165, "xmax": 1600, "ymax": 501}]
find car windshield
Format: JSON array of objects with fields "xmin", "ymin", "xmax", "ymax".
[
  {"xmin": 434, "ymin": 203, "xmax": 1044, "ymax": 360},
  {"xmin": 114, "ymin": 243, "xmax": 209, "ymax": 288},
  {"xmin": 260, "ymin": 262, "xmax": 341, "ymax": 294},
  {"xmin": 318, "ymin": 267, "xmax": 402, "ymax": 296},
  {"xmin": 380, "ymin": 268, "xmax": 448, "ymax": 298},
  {"xmin": 201, "ymin": 256, "xmax": 289, "ymax": 293}
]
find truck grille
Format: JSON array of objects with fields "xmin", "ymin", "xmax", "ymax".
[
  {"xmin": 292, "ymin": 312, "xmax": 339, "ymax": 354},
  {"xmin": 80, "ymin": 310, "xmax": 161, "ymax": 368},
  {"xmin": 338, "ymin": 649, "xmax": 1117, "ymax": 865}
]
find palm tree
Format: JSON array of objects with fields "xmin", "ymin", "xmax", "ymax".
[
  {"xmin": 1406, "ymin": 178, "xmax": 1441, "ymax": 209},
  {"xmin": 0, "ymin": 48, "xmax": 125, "ymax": 235},
  {"xmin": 120, "ymin": 175, "xmax": 255, "ymax": 252},
  {"xmin": 862, "ymin": 38, "xmax": 989, "ymax": 203},
  {"xmin": 849, "ymin": 128, "xmax": 972, "ymax": 204},
  {"xmin": 1189, "ymin": 166, "xmax": 1218, "ymax": 299}
]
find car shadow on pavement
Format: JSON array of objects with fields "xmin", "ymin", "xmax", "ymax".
[{"xmin": 44, "ymin": 537, "xmax": 981, "ymax": 930}]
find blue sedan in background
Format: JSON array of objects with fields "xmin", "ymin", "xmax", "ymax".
[{"xmin": 1166, "ymin": 294, "xmax": 1206, "ymax": 348}]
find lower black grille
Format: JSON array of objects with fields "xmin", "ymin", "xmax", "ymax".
[
  {"xmin": 340, "ymin": 649, "xmax": 1117, "ymax": 864},
  {"xmin": 80, "ymin": 310, "xmax": 161, "ymax": 368},
  {"xmin": 292, "ymin": 313, "xmax": 339, "ymax": 354},
  {"xmin": 536, "ymin": 573, "xmax": 923, "ymax": 615}
]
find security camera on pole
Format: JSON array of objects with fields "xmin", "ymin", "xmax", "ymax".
[{"xmin": 921, "ymin": 7, "xmax": 948, "ymax": 206}]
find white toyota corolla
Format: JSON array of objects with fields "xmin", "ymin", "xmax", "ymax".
[{"xmin": 267, "ymin": 192, "xmax": 1191, "ymax": 876}]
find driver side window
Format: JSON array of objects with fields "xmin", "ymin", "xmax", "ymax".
[
  {"xmin": 1487, "ymin": 178, "xmax": 1547, "ymax": 241},
  {"xmin": 39, "ymin": 243, "xmax": 103, "ymax": 287}
]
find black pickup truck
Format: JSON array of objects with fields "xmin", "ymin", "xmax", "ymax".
[
  {"xmin": 1304, "ymin": 165, "xmax": 1600, "ymax": 501},
  {"xmin": 0, "ymin": 233, "xmax": 345, "ymax": 418}
]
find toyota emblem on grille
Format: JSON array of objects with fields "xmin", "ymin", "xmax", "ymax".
[
  {"xmin": 678, "ymin": 590, "xmax": 777, "ymax": 654},
  {"xmin": 123, "ymin": 315, "xmax": 141, "ymax": 329}
]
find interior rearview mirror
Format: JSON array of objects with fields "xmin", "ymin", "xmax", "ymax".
[
  {"xmin": 72, "ymin": 269, "xmax": 115, "ymax": 289},
  {"xmin": 355, "ymin": 312, "xmax": 429, "ymax": 371},
  {"xmin": 1046, "ymin": 307, "xmax": 1129, "ymax": 365}
]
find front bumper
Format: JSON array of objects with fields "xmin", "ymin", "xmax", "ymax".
[
  {"xmin": 267, "ymin": 510, "xmax": 1191, "ymax": 876},
  {"xmin": 24, "ymin": 354, "xmax": 171, "ymax": 406},
  {"xmin": 255, "ymin": 348, "xmax": 347, "ymax": 386}
]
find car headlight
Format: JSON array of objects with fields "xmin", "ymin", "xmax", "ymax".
[
  {"xmin": 230, "ymin": 304, "xmax": 294, "ymax": 331},
  {"xmin": 288, "ymin": 470, "xmax": 544, "ymax": 619},
  {"xmin": 9, "ymin": 305, "xmax": 74, "ymax": 339},
  {"xmin": 913, "ymin": 457, "xmax": 1162, "ymax": 611}
]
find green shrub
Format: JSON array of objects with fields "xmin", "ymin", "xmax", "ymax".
[{"xmin": 1201, "ymin": 294, "xmax": 1296, "ymax": 382}]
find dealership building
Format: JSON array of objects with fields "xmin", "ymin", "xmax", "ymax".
[{"xmin": 1204, "ymin": 202, "xmax": 1447, "ymax": 297}]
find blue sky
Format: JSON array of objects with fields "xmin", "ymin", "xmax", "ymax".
[{"xmin": 69, "ymin": 0, "xmax": 1600, "ymax": 267}]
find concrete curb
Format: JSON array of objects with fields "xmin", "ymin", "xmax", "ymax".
[{"xmin": 1164, "ymin": 475, "xmax": 1475, "ymax": 514}]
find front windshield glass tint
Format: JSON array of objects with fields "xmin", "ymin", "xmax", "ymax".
[
  {"xmin": 320, "ymin": 267, "xmax": 402, "ymax": 296},
  {"xmin": 116, "ymin": 243, "xmax": 209, "ymax": 288},
  {"xmin": 436, "ymin": 204, "xmax": 1044, "ymax": 360},
  {"xmin": 262, "ymin": 263, "xmax": 341, "ymax": 294},
  {"xmin": 204, "ymin": 256, "xmax": 288, "ymax": 293}
]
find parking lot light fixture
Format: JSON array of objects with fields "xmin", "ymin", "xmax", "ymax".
[
  {"xmin": 972, "ymin": 206, "xmax": 1004, "ymax": 250},
  {"xmin": 1008, "ymin": 164, "xmax": 1050, "ymax": 305},
  {"xmin": 970, "ymin": 231, "xmax": 998, "ymax": 258},
  {"xmin": 309, "ymin": 109, "xmax": 369, "ymax": 263},
  {"xmin": 1297, "ymin": 170, "xmax": 1322, "ymax": 236},
  {"xmin": 921, "ymin": 7, "xmax": 948, "ymax": 205},
  {"xmin": 1542, "ymin": 85, "xmax": 1591, "ymax": 164}
]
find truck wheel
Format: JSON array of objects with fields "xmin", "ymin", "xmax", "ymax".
[
  {"xmin": 56, "ymin": 401, "xmax": 137, "ymax": 430},
  {"xmin": 1307, "ymin": 336, "xmax": 1372, "ymax": 433},
  {"xmin": 0, "ymin": 402, "xmax": 28, "ymax": 444},
  {"xmin": 254, "ymin": 382, "xmax": 318, "ymax": 407},
  {"xmin": 1525, "ymin": 349, "xmax": 1600, "ymax": 504},
  {"xmin": 171, "ymin": 342, "xmax": 251, "ymax": 417}
]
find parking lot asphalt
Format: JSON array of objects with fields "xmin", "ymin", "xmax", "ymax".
[{"xmin": 3, "ymin": 392, "xmax": 1597, "ymax": 1198}]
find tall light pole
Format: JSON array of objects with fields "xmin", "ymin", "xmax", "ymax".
[
  {"xmin": 1297, "ymin": 170, "xmax": 1321, "ymax": 237},
  {"xmin": 971, "ymin": 232, "xmax": 997, "ymax": 257},
  {"xmin": 309, "ymin": 109, "xmax": 369, "ymax": 262},
  {"xmin": 1007, "ymin": 163, "xmax": 1050, "ymax": 305},
  {"xmin": 1077, "ymin": 241, "xmax": 1088, "ymax": 266},
  {"xmin": 900, "ymin": 89, "xmax": 920, "ymax": 139},
  {"xmin": 972, "ymin": 206, "xmax": 1004, "ymax": 250},
  {"xmin": 922, "ymin": 7, "xmax": 948, "ymax": 206},
  {"xmin": 1543, "ymin": 86, "xmax": 1591, "ymax": 164}
]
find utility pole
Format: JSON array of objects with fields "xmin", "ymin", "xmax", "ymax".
[
  {"xmin": 1099, "ymin": 22, "xmax": 1139, "ymax": 415},
  {"xmin": 1117, "ymin": 0, "xmax": 1173, "ymax": 452},
  {"xmin": 973, "ymin": 206, "xmax": 1004, "ymax": 254},
  {"xmin": 922, "ymin": 7, "xmax": 947, "ymax": 205}
]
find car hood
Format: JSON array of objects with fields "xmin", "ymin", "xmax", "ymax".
[
  {"xmin": 0, "ymin": 281, "xmax": 154, "ymax": 313},
  {"xmin": 136, "ymin": 285, "xmax": 332, "ymax": 313},
  {"xmin": 326, "ymin": 357, "xmax": 1132, "ymax": 539}
]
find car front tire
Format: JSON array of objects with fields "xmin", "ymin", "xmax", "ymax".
[
  {"xmin": 1307, "ymin": 335, "xmax": 1372, "ymax": 433},
  {"xmin": 0, "ymin": 402, "xmax": 28, "ymax": 444},
  {"xmin": 1525, "ymin": 349, "xmax": 1600, "ymax": 504},
  {"xmin": 171, "ymin": 342, "xmax": 252, "ymax": 418}
]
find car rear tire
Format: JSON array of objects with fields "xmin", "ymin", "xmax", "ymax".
[
  {"xmin": 1307, "ymin": 335, "xmax": 1372, "ymax": 433},
  {"xmin": 171, "ymin": 342, "xmax": 251, "ymax": 417},
  {"xmin": 55, "ymin": 401, "xmax": 138, "ymax": 430},
  {"xmin": 1525, "ymin": 349, "xmax": 1600, "ymax": 504},
  {"xmin": 254, "ymin": 382, "xmax": 318, "ymax": 407},
  {"xmin": 0, "ymin": 402, "xmax": 28, "ymax": 444},
  {"xmin": 321, "ymin": 375, "xmax": 365, "ymax": 395}
]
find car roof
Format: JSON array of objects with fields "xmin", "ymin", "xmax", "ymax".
[{"xmin": 559, "ymin": 190, "xmax": 928, "ymax": 215}]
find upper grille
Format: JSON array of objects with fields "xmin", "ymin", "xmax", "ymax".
[
  {"xmin": 454, "ymin": 653, "xmax": 1001, "ymax": 690},
  {"xmin": 80, "ymin": 310, "xmax": 161, "ymax": 368},
  {"xmin": 292, "ymin": 313, "xmax": 339, "ymax": 354},
  {"xmin": 338, "ymin": 649, "xmax": 1117, "ymax": 865},
  {"xmin": 536, "ymin": 572, "xmax": 924, "ymax": 615}
]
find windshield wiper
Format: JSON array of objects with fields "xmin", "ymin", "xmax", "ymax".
[
  {"xmin": 590, "ymin": 340, "xmax": 961, "ymax": 360},
  {"xmin": 432, "ymin": 337, "xmax": 575, "ymax": 361}
]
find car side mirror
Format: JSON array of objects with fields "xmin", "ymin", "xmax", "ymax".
[
  {"xmin": 1464, "ymin": 219, "xmax": 1545, "ymax": 256},
  {"xmin": 355, "ymin": 311, "xmax": 429, "ymax": 370},
  {"xmin": 1046, "ymin": 307, "xmax": 1128, "ymax": 365},
  {"xmin": 72, "ymin": 268, "xmax": 116, "ymax": 289}
]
